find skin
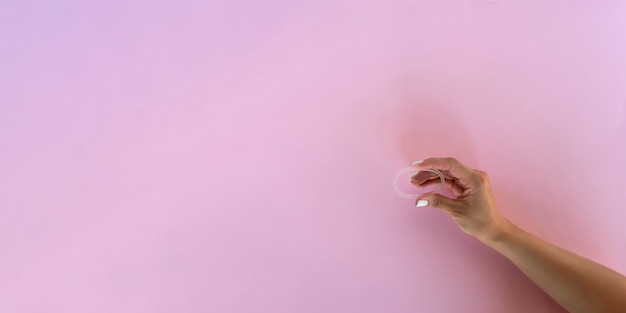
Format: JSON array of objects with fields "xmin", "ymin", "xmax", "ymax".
[{"xmin": 410, "ymin": 157, "xmax": 626, "ymax": 313}]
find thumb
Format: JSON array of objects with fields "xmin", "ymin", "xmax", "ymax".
[{"xmin": 416, "ymin": 194, "xmax": 458, "ymax": 212}]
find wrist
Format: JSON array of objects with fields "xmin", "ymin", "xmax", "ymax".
[{"xmin": 477, "ymin": 218, "xmax": 517, "ymax": 246}]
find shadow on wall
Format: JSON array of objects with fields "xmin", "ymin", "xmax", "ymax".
[{"xmin": 393, "ymin": 85, "xmax": 477, "ymax": 167}]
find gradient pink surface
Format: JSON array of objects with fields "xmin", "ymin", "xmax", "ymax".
[{"xmin": 1, "ymin": 1, "xmax": 626, "ymax": 312}]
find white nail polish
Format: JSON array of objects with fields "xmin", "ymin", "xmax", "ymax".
[
  {"xmin": 413, "ymin": 160, "xmax": 424, "ymax": 165},
  {"xmin": 416, "ymin": 199, "xmax": 428, "ymax": 207}
]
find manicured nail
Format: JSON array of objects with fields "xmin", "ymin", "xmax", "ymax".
[
  {"xmin": 413, "ymin": 160, "xmax": 424, "ymax": 165},
  {"xmin": 416, "ymin": 199, "xmax": 428, "ymax": 207}
]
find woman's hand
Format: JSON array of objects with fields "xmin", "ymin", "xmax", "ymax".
[
  {"xmin": 411, "ymin": 157, "xmax": 626, "ymax": 313},
  {"xmin": 410, "ymin": 157, "xmax": 507, "ymax": 242}
]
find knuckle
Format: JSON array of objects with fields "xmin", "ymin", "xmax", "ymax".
[
  {"xmin": 475, "ymin": 170, "xmax": 490, "ymax": 184},
  {"xmin": 451, "ymin": 208, "xmax": 464, "ymax": 216},
  {"xmin": 450, "ymin": 163, "xmax": 462, "ymax": 175},
  {"xmin": 431, "ymin": 197, "xmax": 441, "ymax": 208}
]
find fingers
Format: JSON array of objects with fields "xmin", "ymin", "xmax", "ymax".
[
  {"xmin": 411, "ymin": 169, "xmax": 459, "ymax": 185},
  {"xmin": 411, "ymin": 168, "xmax": 466, "ymax": 195},
  {"xmin": 415, "ymin": 194, "xmax": 460, "ymax": 213},
  {"xmin": 411, "ymin": 177, "xmax": 465, "ymax": 196},
  {"xmin": 410, "ymin": 171, "xmax": 438, "ymax": 185},
  {"xmin": 414, "ymin": 157, "xmax": 477, "ymax": 188}
]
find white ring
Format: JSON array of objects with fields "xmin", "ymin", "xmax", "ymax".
[{"xmin": 393, "ymin": 167, "xmax": 445, "ymax": 199}]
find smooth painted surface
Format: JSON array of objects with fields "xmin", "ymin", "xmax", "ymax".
[{"xmin": 1, "ymin": 1, "xmax": 625, "ymax": 312}]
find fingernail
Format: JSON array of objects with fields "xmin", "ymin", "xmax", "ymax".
[
  {"xmin": 416, "ymin": 199, "xmax": 428, "ymax": 207},
  {"xmin": 413, "ymin": 160, "xmax": 424, "ymax": 165}
]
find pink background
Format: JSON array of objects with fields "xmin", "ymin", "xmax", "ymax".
[{"xmin": 1, "ymin": 1, "xmax": 625, "ymax": 312}]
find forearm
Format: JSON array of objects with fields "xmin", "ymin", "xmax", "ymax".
[{"xmin": 481, "ymin": 219, "xmax": 626, "ymax": 313}]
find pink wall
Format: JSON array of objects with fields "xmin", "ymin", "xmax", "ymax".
[{"xmin": 1, "ymin": 1, "xmax": 625, "ymax": 312}]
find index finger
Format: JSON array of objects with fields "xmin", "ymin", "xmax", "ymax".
[{"xmin": 414, "ymin": 157, "xmax": 476, "ymax": 187}]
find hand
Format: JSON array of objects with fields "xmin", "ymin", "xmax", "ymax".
[{"xmin": 411, "ymin": 157, "xmax": 507, "ymax": 242}]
